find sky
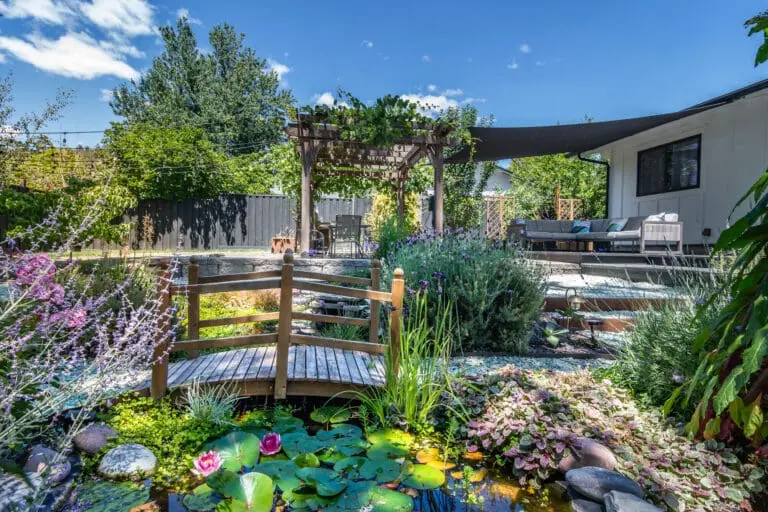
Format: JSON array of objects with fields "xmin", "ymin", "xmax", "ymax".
[{"xmin": 0, "ymin": 0, "xmax": 766, "ymax": 148}]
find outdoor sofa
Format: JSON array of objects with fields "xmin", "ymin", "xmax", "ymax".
[{"xmin": 507, "ymin": 214, "xmax": 683, "ymax": 254}]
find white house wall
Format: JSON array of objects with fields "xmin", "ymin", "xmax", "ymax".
[{"xmin": 601, "ymin": 90, "xmax": 768, "ymax": 245}]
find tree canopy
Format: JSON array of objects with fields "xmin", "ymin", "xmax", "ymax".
[{"xmin": 109, "ymin": 17, "xmax": 293, "ymax": 155}]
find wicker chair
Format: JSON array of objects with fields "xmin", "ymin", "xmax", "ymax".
[{"xmin": 330, "ymin": 215, "xmax": 363, "ymax": 258}]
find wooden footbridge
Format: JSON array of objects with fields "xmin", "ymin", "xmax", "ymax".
[{"xmin": 148, "ymin": 250, "xmax": 405, "ymax": 399}]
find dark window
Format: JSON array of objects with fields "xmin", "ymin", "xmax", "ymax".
[{"xmin": 637, "ymin": 135, "xmax": 701, "ymax": 196}]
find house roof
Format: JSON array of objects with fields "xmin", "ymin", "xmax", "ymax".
[{"xmin": 446, "ymin": 79, "xmax": 768, "ymax": 163}]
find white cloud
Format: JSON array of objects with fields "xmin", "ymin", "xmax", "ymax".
[
  {"xmin": 461, "ymin": 97, "xmax": 486, "ymax": 104},
  {"xmin": 100, "ymin": 88, "xmax": 113, "ymax": 102},
  {"xmin": 400, "ymin": 93, "xmax": 458, "ymax": 115},
  {"xmin": 443, "ymin": 88, "xmax": 463, "ymax": 97},
  {"xmin": 0, "ymin": 53, "xmax": 5, "ymax": 63},
  {"xmin": 80, "ymin": 0, "xmax": 155, "ymax": 36},
  {"xmin": 519, "ymin": 43, "xmax": 531, "ymax": 53},
  {"xmin": 361, "ymin": 40, "xmax": 373, "ymax": 48},
  {"xmin": 0, "ymin": 32, "xmax": 139, "ymax": 80},
  {"xmin": 427, "ymin": 84, "xmax": 437, "ymax": 92},
  {"xmin": 422, "ymin": 54, "xmax": 431, "ymax": 62},
  {"xmin": 313, "ymin": 92, "xmax": 349, "ymax": 108},
  {"xmin": 507, "ymin": 59, "xmax": 519, "ymax": 70},
  {"xmin": 0, "ymin": 0, "xmax": 73, "ymax": 25},
  {"xmin": 267, "ymin": 58, "xmax": 291, "ymax": 79},
  {"xmin": 99, "ymin": 38, "xmax": 144, "ymax": 58},
  {"xmin": 176, "ymin": 7, "xmax": 201, "ymax": 25}
]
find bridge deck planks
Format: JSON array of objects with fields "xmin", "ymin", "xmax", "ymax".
[{"xmin": 143, "ymin": 345, "xmax": 385, "ymax": 394}]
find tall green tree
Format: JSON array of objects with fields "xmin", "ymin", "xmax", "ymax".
[
  {"xmin": 109, "ymin": 17, "xmax": 293, "ymax": 154},
  {"xmin": 442, "ymin": 105, "xmax": 496, "ymax": 229}
]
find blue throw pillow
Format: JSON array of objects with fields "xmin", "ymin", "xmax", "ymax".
[
  {"xmin": 571, "ymin": 220, "xmax": 591, "ymax": 233},
  {"xmin": 607, "ymin": 218, "xmax": 628, "ymax": 232}
]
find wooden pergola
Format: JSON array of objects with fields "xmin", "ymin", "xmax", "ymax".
[{"xmin": 286, "ymin": 118, "xmax": 452, "ymax": 252}]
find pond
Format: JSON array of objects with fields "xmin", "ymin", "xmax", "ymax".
[{"xmin": 68, "ymin": 403, "xmax": 568, "ymax": 511}]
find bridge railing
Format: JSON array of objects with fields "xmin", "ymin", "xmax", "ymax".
[{"xmin": 150, "ymin": 250, "xmax": 404, "ymax": 399}]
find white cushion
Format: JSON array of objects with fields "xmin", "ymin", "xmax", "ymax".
[{"xmin": 646, "ymin": 212, "xmax": 666, "ymax": 221}]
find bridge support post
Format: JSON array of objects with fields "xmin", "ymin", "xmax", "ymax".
[
  {"xmin": 388, "ymin": 268, "xmax": 405, "ymax": 376},
  {"xmin": 369, "ymin": 259, "xmax": 381, "ymax": 344},
  {"xmin": 187, "ymin": 257, "xmax": 200, "ymax": 359},
  {"xmin": 275, "ymin": 250, "xmax": 294, "ymax": 399},
  {"xmin": 151, "ymin": 260, "xmax": 172, "ymax": 400}
]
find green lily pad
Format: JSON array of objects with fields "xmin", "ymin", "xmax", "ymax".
[
  {"xmin": 317, "ymin": 446, "xmax": 347, "ymax": 464},
  {"xmin": 367, "ymin": 429, "xmax": 414, "ymax": 448},
  {"xmin": 73, "ymin": 481, "xmax": 150, "ymax": 512},
  {"xmin": 205, "ymin": 432, "xmax": 261, "ymax": 471},
  {"xmin": 273, "ymin": 416, "xmax": 304, "ymax": 434},
  {"xmin": 367, "ymin": 443, "xmax": 409, "ymax": 460},
  {"xmin": 253, "ymin": 460, "xmax": 300, "ymax": 492},
  {"xmin": 316, "ymin": 424, "xmax": 363, "ymax": 441},
  {"xmin": 323, "ymin": 481, "xmax": 413, "ymax": 512},
  {"xmin": 259, "ymin": 452, "xmax": 289, "ymax": 462},
  {"xmin": 293, "ymin": 453, "xmax": 321, "ymax": 468},
  {"xmin": 295, "ymin": 467, "xmax": 347, "ymax": 497},
  {"xmin": 282, "ymin": 432, "xmax": 325, "ymax": 458},
  {"xmin": 310, "ymin": 406, "xmax": 351, "ymax": 424},
  {"xmin": 403, "ymin": 463, "xmax": 445, "ymax": 490},
  {"xmin": 182, "ymin": 484, "xmax": 219, "ymax": 511},
  {"xmin": 335, "ymin": 438, "xmax": 368, "ymax": 457},
  {"xmin": 282, "ymin": 486, "xmax": 334, "ymax": 511},
  {"xmin": 333, "ymin": 456, "xmax": 368, "ymax": 479},
  {"xmin": 219, "ymin": 471, "xmax": 275, "ymax": 512},
  {"xmin": 206, "ymin": 470, "xmax": 239, "ymax": 492},
  {"xmin": 359, "ymin": 458, "xmax": 402, "ymax": 483}
]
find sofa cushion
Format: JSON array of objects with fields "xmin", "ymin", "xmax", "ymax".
[
  {"xmin": 589, "ymin": 219, "xmax": 610, "ymax": 232},
  {"xmin": 571, "ymin": 220, "xmax": 591, "ymax": 233},
  {"xmin": 607, "ymin": 229, "xmax": 641, "ymax": 240},
  {"xmin": 607, "ymin": 218, "xmax": 628, "ymax": 232},
  {"xmin": 522, "ymin": 231, "xmax": 577, "ymax": 241},
  {"xmin": 622, "ymin": 216, "xmax": 646, "ymax": 232}
]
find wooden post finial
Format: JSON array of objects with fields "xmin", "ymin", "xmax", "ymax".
[
  {"xmin": 371, "ymin": 258, "xmax": 381, "ymax": 268},
  {"xmin": 394, "ymin": 268, "xmax": 404, "ymax": 279},
  {"xmin": 283, "ymin": 248, "xmax": 294, "ymax": 264}
]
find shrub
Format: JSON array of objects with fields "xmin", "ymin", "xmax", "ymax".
[
  {"xmin": 384, "ymin": 230, "xmax": 545, "ymax": 354},
  {"xmin": 600, "ymin": 291, "xmax": 723, "ymax": 415},
  {"xmin": 178, "ymin": 378, "xmax": 240, "ymax": 426}
]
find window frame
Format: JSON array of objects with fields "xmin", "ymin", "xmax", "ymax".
[{"xmin": 636, "ymin": 134, "xmax": 702, "ymax": 197}]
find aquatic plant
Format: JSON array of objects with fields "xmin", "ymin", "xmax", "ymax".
[
  {"xmin": 179, "ymin": 378, "xmax": 240, "ymax": 426},
  {"xmin": 192, "ymin": 451, "xmax": 223, "ymax": 477},
  {"xmin": 259, "ymin": 432, "xmax": 282, "ymax": 456}
]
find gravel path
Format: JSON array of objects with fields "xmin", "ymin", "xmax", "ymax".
[{"xmin": 449, "ymin": 355, "xmax": 612, "ymax": 376}]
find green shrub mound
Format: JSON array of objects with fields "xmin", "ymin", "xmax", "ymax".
[{"xmin": 384, "ymin": 230, "xmax": 545, "ymax": 354}]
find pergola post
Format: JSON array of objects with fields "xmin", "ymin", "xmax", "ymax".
[
  {"xmin": 299, "ymin": 135, "xmax": 316, "ymax": 253},
  {"xmin": 429, "ymin": 145, "xmax": 445, "ymax": 233},
  {"xmin": 396, "ymin": 174, "xmax": 405, "ymax": 227}
]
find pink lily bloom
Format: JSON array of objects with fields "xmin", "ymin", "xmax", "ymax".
[
  {"xmin": 259, "ymin": 432, "xmax": 282, "ymax": 456},
  {"xmin": 193, "ymin": 451, "xmax": 222, "ymax": 477}
]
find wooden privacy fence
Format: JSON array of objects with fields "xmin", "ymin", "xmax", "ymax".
[{"xmin": 150, "ymin": 250, "xmax": 405, "ymax": 399}]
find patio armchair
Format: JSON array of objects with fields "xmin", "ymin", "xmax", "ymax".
[{"xmin": 330, "ymin": 215, "xmax": 364, "ymax": 258}]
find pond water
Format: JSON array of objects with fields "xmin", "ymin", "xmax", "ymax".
[{"xmin": 157, "ymin": 468, "xmax": 568, "ymax": 512}]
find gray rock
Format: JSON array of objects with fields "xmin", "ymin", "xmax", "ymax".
[
  {"xmin": 565, "ymin": 467, "xmax": 644, "ymax": 504},
  {"xmin": 98, "ymin": 443, "xmax": 156, "ymax": 479},
  {"xmin": 571, "ymin": 498, "xmax": 604, "ymax": 512},
  {"xmin": 23, "ymin": 445, "xmax": 71, "ymax": 486},
  {"xmin": 604, "ymin": 491, "xmax": 662, "ymax": 512},
  {"xmin": 0, "ymin": 472, "xmax": 34, "ymax": 510},
  {"xmin": 559, "ymin": 438, "xmax": 617, "ymax": 472},
  {"xmin": 73, "ymin": 423, "xmax": 117, "ymax": 454}
]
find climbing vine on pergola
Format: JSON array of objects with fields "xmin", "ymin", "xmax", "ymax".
[{"xmin": 286, "ymin": 93, "xmax": 456, "ymax": 252}]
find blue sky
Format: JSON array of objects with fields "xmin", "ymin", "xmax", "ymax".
[{"xmin": 1, "ymin": 0, "xmax": 766, "ymax": 148}]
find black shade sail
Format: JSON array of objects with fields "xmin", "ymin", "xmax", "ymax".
[{"xmin": 446, "ymin": 107, "xmax": 717, "ymax": 163}]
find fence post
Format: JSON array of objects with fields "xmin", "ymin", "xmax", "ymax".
[
  {"xmin": 369, "ymin": 259, "xmax": 381, "ymax": 344},
  {"xmin": 388, "ymin": 268, "xmax": 405, "ymax": 376},
  {"xmin": 187, "ymin": 257, "xmax": 200, "ymax": 359},
  {"xmin": 274, "ymin": 249, "xmax": 294, "ymax": 399},
  {"xmin": 151, "ymin": 260, "xmax": 172, "ymax": 400}
]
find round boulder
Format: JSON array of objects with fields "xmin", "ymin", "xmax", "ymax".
[
  {"xmin": 73, "ymin": 423, "xmax": 117, "ymax": 454},
  {"xmin": 605, "ymin": 491, "xmax": 663, "ymax": 512},
  {"xmin": 98, "ymin": 443, "xmax": 156, "ymax": 480},
  {"xmin": 23, "ymin": 444, "xmax": 71, "ymax": 486},
  {"xmin": 565, "ymin": 467, "xmax": 643, "ymax": 504},
  {"xmin": 571, "ymin": 498, "xmax": 604, "ymax": 512},
  {"xmin": 559, "ymin": 438, "xmax": 617, "ymax": 472}
]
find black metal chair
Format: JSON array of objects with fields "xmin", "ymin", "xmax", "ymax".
[{"xmin": 330, "ymin": 215, "xmax": 363, "ymax": 258}]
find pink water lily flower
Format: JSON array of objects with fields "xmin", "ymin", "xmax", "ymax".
[
  {"xmin": 193, "ymin": 451, "xmax": 222, "ymax": 477},
  {"xmin": 259, "ymin": 432, "xmax": 282, "ymax": 456}
]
